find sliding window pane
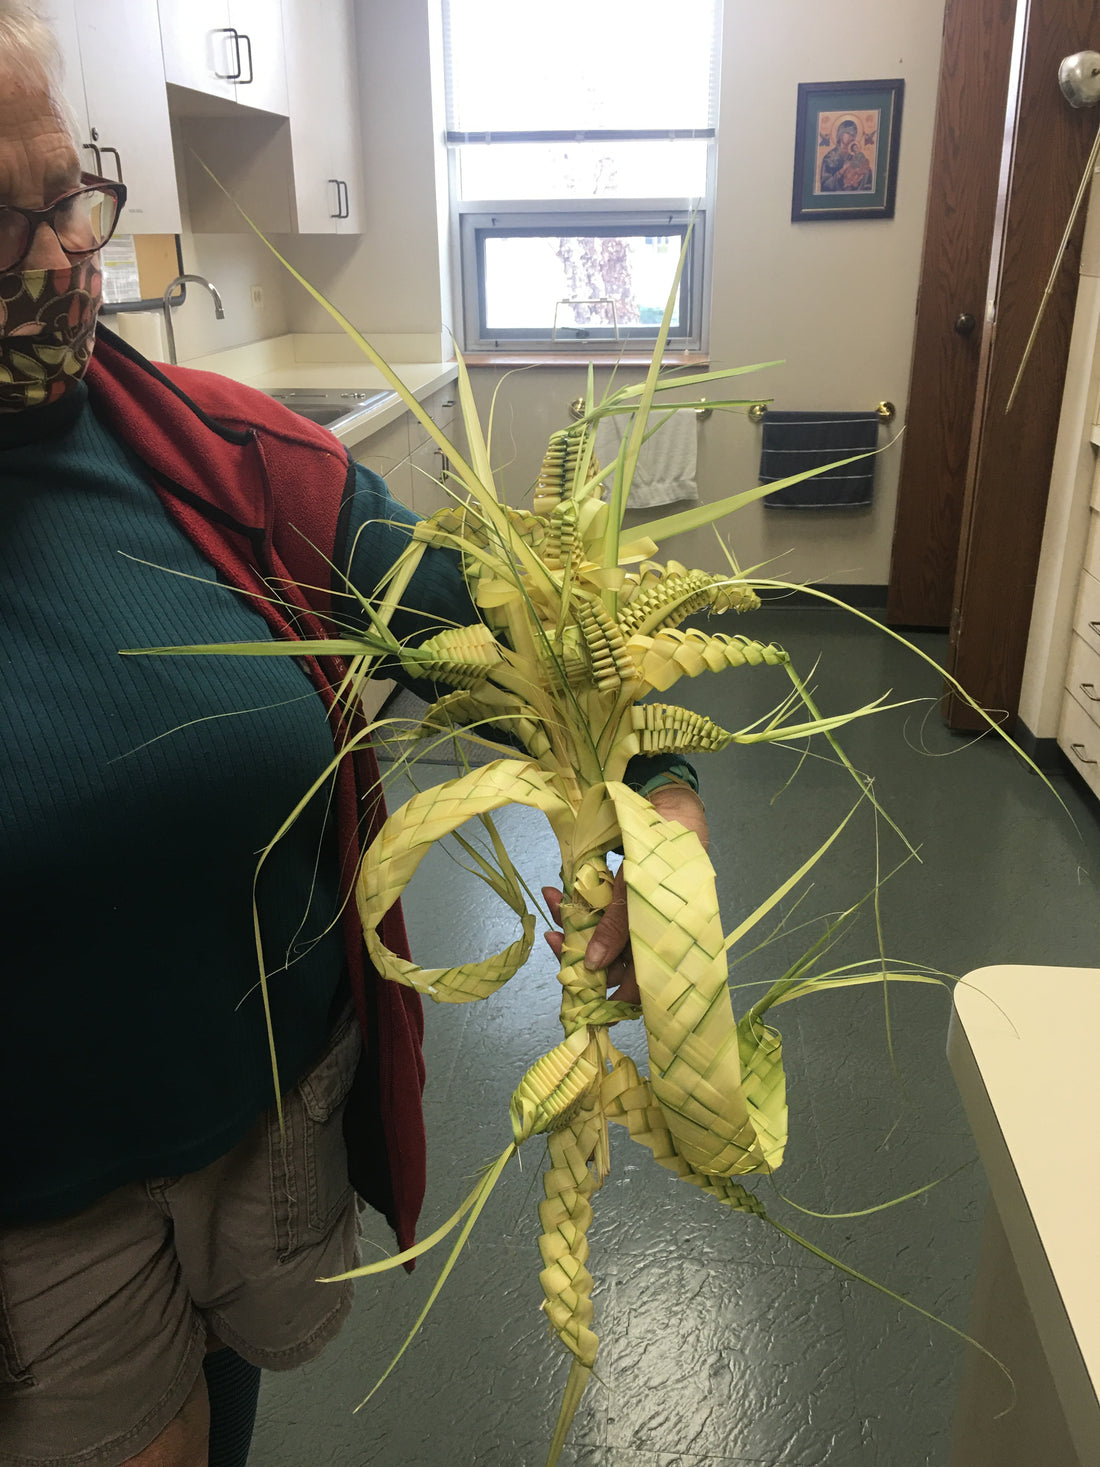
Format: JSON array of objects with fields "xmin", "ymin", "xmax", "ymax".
[{"xmin": 481, "ymin": 231, "xmax": 683, "ymax": 336}]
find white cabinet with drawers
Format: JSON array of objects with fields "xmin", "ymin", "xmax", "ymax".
[{"xmin": 1057, "ymin": 464, "xmax": 1100, "ymax": 797}]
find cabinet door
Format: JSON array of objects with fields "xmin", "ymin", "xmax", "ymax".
[
  {"xmin": 47, "ymin": 0, "xmax": 181, "ymax": 234},
  {"xmin": 355, "ymin": 416, "xmax": 414, "ymax": 511},
  {"xmin": 41, "ymin": 0, "xmax": 90, "ymax": 139},
  {"xmin": 282, "ymin": 0, "xmax": 363, "ymax": 233},
  {"xmin": 327, "ymin": 0, "xmax": 363, "ymax": 234},
  {"xmin": 159, "ymin": 0, "xmax": 236, "ymax": 102},
  {"xmin": 228, "ymin": 0, "xmax": 289, "ymax": 116},
  {"xmin": 407, "ymin": 388, "xmax": 456, "ymax": 517},
  {"xmin": 408, "ymin": 437, "xmax": 451, "ymax": 518},
  {"xmin": 161, "ymin": 0, "xmax": 287, "ymax": 114}
]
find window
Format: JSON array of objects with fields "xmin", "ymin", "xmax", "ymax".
[{"xmin": 443, "ymin": 0, "xmax": 722, "ymax": 353}]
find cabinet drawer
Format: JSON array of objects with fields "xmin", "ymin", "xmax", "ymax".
[
  {"xmin": 1072, "ymin": 567, "xmax": 1100, "ymax": 652},
  {"xmin": 1059, "ymin": 691, "xmax": 1100, "ymax": 800},
  {"xmin": 1065, "ymin": 633, "xmax": 1100, "ymax": 731}
]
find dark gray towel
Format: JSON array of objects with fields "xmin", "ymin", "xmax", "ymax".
[{"xmin": 760, "ymin": 410, "xmax": 879, "ymax": 509}]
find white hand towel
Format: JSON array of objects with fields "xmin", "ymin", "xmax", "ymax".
[{"xmin": 595, "ymin": 408, "xmax": 698, "ymax": 508}]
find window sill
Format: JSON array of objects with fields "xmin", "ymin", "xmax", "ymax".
[{"xmin": 461, "ymin": 351, "xmax": 710, "ymax": 369}]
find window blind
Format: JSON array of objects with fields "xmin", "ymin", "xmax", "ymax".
[{"xmin": 442, "ymin": 0, "xmax": 721, "ymax": 138}]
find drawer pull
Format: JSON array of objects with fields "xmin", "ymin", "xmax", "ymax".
[
  {"xmin": 1089, "ymin": 620, "xmax": 1100, "ymax": 636},
  {"xmin": 1081, "ymin": 683, "xmax": 1100, "ymax": 701},
  {"xmin": 1071, "ymin": 742, "xmax": 1098, "ymax": 764}
]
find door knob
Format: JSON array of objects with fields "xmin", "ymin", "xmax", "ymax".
[{"xmin": 954, "ymin": 312, "xmax": 976, "ymax": 336}]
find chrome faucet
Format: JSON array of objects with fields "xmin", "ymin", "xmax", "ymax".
[{"xmin": 161, "ymin": 274, "xmax": 225, "ymax": 365}]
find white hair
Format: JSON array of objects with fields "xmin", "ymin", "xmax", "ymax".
[{"xmin": 0, "ymin": 0, "xmax": 82, "ymax": 148}]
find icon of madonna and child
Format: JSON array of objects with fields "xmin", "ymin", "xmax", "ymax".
[{"xmin": 816, "ymin": 112, "xmax": 878, "ymax": 194}]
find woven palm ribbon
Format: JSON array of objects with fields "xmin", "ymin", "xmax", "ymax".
[{"xmin": 356, "ymin": 759, "xmax": 570, "ymax": 1002}]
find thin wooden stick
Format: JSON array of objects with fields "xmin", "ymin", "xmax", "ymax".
[{"xmin": 1006, "ymin": 119, "xmax": 1100, "ymax": 412}]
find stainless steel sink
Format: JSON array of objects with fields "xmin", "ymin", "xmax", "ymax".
[{"xmin": 264, "ymin": 387, "xmax": 391, "ymax": 428}]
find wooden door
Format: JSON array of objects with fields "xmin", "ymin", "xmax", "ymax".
[
  {"xmin": 945, "ymin": 0, "xmax": 1100, "ymax": 729},
  {"xmin": 885, "ymin": 0, "xmax": 1017, "ymax": 628}
]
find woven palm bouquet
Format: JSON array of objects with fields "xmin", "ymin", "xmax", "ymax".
[{"xmin": 131, "ymin": 230, "xmax": 988, "ymax": 1462}]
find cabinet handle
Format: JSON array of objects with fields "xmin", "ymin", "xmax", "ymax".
[
  {"xmin": 1071, "ymin": 742, "xmax": 1098, "ymax": 764},
  {"xmin": 236, "ymin": 32, "xmax": 254, "ymax": 85},
  {"xmin": 329, "ymin": 179, "xmax": 349, "ymax": 219},
  {"xmin": 1080, "ymin": 682, "xmax": 1100, "ymax": 701},
  {"xmin": 82, "ymin": 141, "xmax": 101, "ymax": 172},
  {"xmin": 214, "ymin": 27, "xmax": 243, "ymax": 81},
  {"xmin": 99, "ymin": 145, "xmax": 123, "ymax": 183},
  {"xmin": 1090, "ymin": 620, "xmax": 1100, "ymax": 637}
]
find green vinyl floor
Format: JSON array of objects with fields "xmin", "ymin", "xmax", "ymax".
[{"xmin": 249, "ymin": 605, "xmax": 1100, "ymax": 1466}]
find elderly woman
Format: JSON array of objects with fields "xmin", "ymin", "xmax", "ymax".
[{"xmin": 0, "ymin": 4, "xmax": 706, "ymax": 1464}]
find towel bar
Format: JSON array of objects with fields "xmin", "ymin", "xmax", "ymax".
[
  {"xmin": 747, "ymin": 400, "xmax": 895, "ymax": 425},
  {"xmin": 569, "ymin": 397, "xmax": 712, "ymax": 422}
]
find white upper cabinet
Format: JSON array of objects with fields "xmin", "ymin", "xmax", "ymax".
[
  {"xmin": 281, "ymin": 0, "xmax": 363, "ymax": 233},
  {"xmin": 159, "ymin": 0, "xmax": 289, "ymax": 117},
  {"xmin": 43, "ymin": 0, "xmax": 181, "ymax": 234},
  {"xmin": 180, "ymin": 0, "xmax": 364, "ymax": 235}
]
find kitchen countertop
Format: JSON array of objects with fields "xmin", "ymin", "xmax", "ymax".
[
  {"xmin": 180, "ymin": 333, "xmax": 459, "ymax": 452},
  {"xmin": 948, "ymin": 964, "xmax": 1100, "ymax": 1465}
]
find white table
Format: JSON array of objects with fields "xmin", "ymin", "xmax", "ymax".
[{"xmin": 948, "ymin": 965, "xmax": 1100, "ymax": 1467}]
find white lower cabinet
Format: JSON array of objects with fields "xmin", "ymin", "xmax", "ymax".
[
  {"xmin": 356, "ymin": 416, "xmax": 415, "ymax": 511},
  {"xmin": 1057, "ymin": 464, "xmax": 1100, "ymax": 794},
  {"xmin": 407, "ymin": 388, "xmax": 456, "ymax": 516},
  {"xmin": 1059, "ymin": 692, "xmax": 1100, "ymax": 798},
  {"xmin": 354, "ymin": 389, "xmax": 456, "ymax": 518}
]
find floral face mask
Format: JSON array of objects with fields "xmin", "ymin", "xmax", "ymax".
[{"xmin": 0, "ymin": 259, "xmax": 101, "ymax": 411}]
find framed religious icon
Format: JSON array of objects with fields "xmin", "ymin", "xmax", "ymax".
[{"xmin": 791, "ymin": 79, "xmax": 904, "ymax": 221}]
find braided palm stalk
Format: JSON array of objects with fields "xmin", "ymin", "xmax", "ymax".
[{"xmin": 343, "ymin": 390, "xmax": 862, "ymax": 1457}]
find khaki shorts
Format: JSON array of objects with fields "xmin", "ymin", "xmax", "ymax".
[{"xmin": 0, "ymin": 1011, "xmax": 363, "ymax": 1467}]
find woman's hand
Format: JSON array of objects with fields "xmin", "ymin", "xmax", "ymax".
[{"xmin": 542, "ymin": 783, "xmax": 709, "ymax": 1006}]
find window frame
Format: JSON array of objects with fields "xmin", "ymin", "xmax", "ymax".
[{"xmin": 455, "ymin": 197, "xmax": 710, "ymax": 353}]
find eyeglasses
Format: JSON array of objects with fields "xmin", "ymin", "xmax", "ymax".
[{"xmin": 0, "ymin": 173, "xmax": 127, "ymax": 271}]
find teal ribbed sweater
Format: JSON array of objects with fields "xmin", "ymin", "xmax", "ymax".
[{"xmin": 1, "ymin": 389, "xmax": 393, "ymax": 1222}]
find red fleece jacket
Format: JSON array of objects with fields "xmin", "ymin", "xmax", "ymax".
[{"xmin": 85, "ymin": 325, "xmax": 426, "ymax": 1250}]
